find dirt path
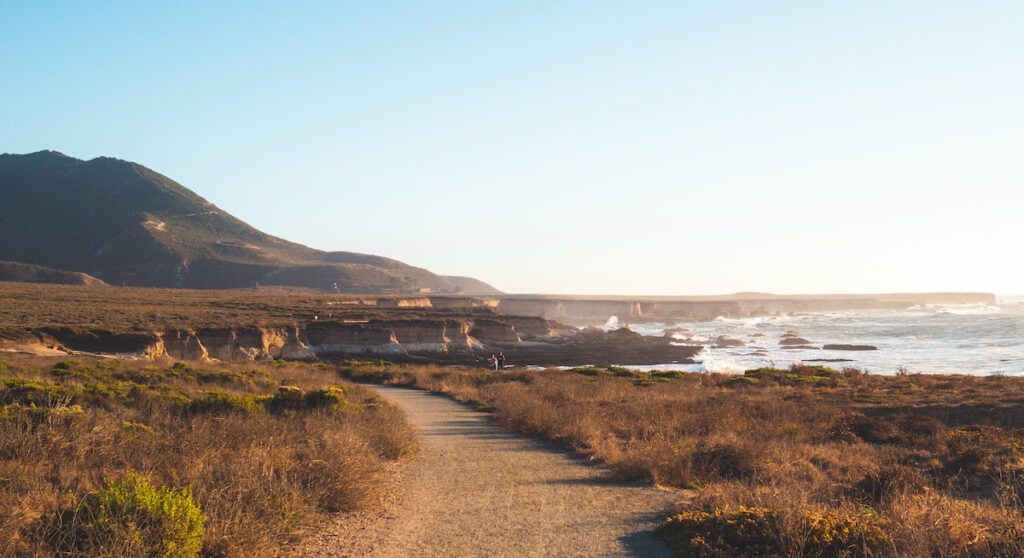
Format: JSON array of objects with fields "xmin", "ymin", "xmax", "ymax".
[{"xmin": 299, "ymin": 385, "xmax": 678, "ymax": 557}]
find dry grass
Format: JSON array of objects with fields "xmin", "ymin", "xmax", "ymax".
[
  {"xmin": 0, "ymin": 355, "xmax": 416, "ymax": 557},
  {"xmin": 350, "ymin": 362, "xmax": 1024, "ymax": 557},
  {"xmin": 0, "ymin": 282, "xmax": 484, "ymax": 335}
]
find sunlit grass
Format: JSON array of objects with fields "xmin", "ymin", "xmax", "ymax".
[
  {"xmin": 352, "ymin": 362, "xmax": 1024, "ymax": 557},
  {"xmin": 0, "ymin": 355, "xmax": 416, "ymax": 556}
]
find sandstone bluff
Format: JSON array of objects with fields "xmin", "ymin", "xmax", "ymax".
[{"xmin": 0, "ymin": 284, "xmax": 993, "ymax": 367}]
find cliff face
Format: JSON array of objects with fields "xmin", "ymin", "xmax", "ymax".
[
  {"xmin": 161, "ymin": 330, "xmax": 209, "ymax": 360},
  {"xmin": 21, "ymin": 314, "xmax": 699, "ymax": 367},
  {"xmin": 10, "ymin": 290, "xmax": 995, "ymax": 367},
  {"xmin": 470, "ymin": 320, "xmax": 521, "ymax": 344},
  {"xmin": 305, "ymin": 322, "xmax": 405, "ymax": 356},
  {"xmin": 494, "ymin": 299, "xmax": 743, "ymax": 325},
  {"xmin": 495, "ymin": 293, "xmax": 996, "ymax": 326}
]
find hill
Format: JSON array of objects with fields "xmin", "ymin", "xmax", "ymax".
[
  {"xmin": 0, "ymin": 151, "xmax": 499, "ymax": 294},
  {"xmin": 0, "ymin": 260, "xmax": 107, "ymax": 286}
]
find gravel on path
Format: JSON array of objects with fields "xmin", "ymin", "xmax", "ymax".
[{"xmin": 298, "ymin": 385, "xmax": 678, "ymax": 557}]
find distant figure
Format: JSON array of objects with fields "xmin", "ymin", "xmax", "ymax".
[
  {"xmin": 488, "ymin": 354, "xmax": 498, "ymax": 371},
  {"xmin": 497, "ymin": 352, "xmax": 506, "ymax": 370}
]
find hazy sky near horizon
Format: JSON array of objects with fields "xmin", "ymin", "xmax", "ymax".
[{"xmin": 3, "ymin": 2, "xmax": 1022, "ymax": 295}]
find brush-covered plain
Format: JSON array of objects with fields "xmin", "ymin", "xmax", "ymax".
[
  {"xmin": 347, "ymin": 362, "xmax": 1024, "ymax": 557},
  {"xmin": 0, "ymin": 356, "xmax": 416, "ymax": 557}
]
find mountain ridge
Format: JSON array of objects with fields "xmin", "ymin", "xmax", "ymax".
[{"xmin": 0, "ymin": 151, "xmax": 499, "ymax": 294}]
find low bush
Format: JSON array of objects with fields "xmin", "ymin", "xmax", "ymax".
[
  {"xmin": 745, "ymin": 364, "xmax": 841, "ymax": 386},
  {"xmin": 655, "ymin": 506, "xmax": 890, "ymax": 558},
  {"xmin": 305, "ymin": 385, "xmax": 353, "ymax": 411},
  {"xmin": 187, "ymin": 389, "xmax": 266, "ymax": 415},
  {"xmin": 41, "ymin": 471, "xmax": 205, "ymax": 557}
]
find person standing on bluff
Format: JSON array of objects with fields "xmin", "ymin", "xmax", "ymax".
[{"xmin": 497, "ymin": 352, "xmax": 506, "ymax": 370}]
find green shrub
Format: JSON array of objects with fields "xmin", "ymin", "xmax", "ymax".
[
  {"xmin": 84, "ymin": 381, "xmax": 131, "ymax": 401},
  {"xmin": 567, "ymin": 366, "xmax": 608, "ymax": 377},
  {"xmin": 50, "ymin": 360, "xmax": 89, "ymax": 379},
  {"xmin": 187, "ymin": 390, "xmax": 264, "ymax": 415},
  {"xmin": 304, "ymin": 386, "xmax": 353, "ymax": 412},
  {"xmin": 43, "ymin": 471, "xmax": 205, "ymax": 557},
  {"xmin": 725, "ymin": 376, "xmax": 760, "ymax": 388},
  {"xmin": 2, "ymin": 377, "xmax": 74, "ymax": 404},
  {"xmin": 655, "ymin": 506, "xmax": 889, "ymax": 557},
  {"xmin": 268, "ymin": 385, "xmax": 305, "ymax": 413},
  {"xmin": 744, "ymin": 365, "xmax": 840, "ymax": 386},
  {"xmin": 0, "ymin": 400, "xmax": 83, "ymax": 427},
  {"xmin": 608, "ymin": 366, "xmax": 634, "ymax": 377},
  {"xmin": 652, "ymin": 370, "xmax": 688, "ymax": 380},
  {"xmin": 656, "ymin": 506, "xmax": 779, "ymax": 557},
  {"xmin": 0, "ymin": 402, "xmax": 47, "ymax": 422}
]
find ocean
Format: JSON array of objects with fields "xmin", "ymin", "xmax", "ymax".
[{"xmin": 609, "ymin": 297, "xmax": 1024, "ymax": 376}]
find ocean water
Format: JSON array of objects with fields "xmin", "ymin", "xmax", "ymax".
[{"xmin": 607, "ymin": 298, "xmax": 1024, "ymax": 376}]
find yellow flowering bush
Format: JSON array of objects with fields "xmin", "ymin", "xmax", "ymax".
[{"xmin": 655, "ymin": 506, "xmax": 890, "ymax": 557}]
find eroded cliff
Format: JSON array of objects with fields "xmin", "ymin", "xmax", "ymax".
[{"xmin": 16, "ymin": 315, "xmax": 701, "ymax": 368}]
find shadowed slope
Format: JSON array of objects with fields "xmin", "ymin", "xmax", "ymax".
[
  {"xmin": 0, "ymin": 261, "xmax": 107, "ymax": 286},
  {"xmin": 0, "ymin": 151, "xmax": 497, "ymax": 294}
]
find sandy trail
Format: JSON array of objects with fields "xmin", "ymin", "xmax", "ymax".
[{"xmin": 299, "ymin": 385, "xmax": 678, "ymax": 557}]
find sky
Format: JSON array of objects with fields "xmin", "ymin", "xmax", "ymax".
[{"xmin": 2, "ymin": 1, "xmax": 1022, "ymax": 295}]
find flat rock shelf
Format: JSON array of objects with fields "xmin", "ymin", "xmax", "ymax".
[{"xmin": 298, "ymin": 385, "xmax": 678, "ymax": 557}]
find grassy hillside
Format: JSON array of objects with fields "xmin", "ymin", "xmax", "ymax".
[
  {"xmin": 0, "ymin": 151, "xmax": 497, "ymax": 294},
  {"xmin": 0, "ymin": 261, "xmax": 107, "ymax": 286}
]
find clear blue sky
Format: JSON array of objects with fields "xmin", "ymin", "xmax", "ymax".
[{"xmin": 3, "ymin": 1, "xmax": 1021, "ymax": 295}]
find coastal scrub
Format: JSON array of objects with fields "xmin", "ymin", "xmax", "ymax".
[
  {"xmin": 353, "ymin": 362, "xmax": 1024, "ymax": 557},
  {"xmin": 0, "ymin": 356, "xmax": 416, "ymax": 556}
]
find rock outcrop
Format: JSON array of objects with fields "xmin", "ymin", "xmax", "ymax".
[
  {"xmin": 18, "ymin": 316, "xmax": 700, "ymax": 367},
  {"xmin": 469, "ymin": 320, "xmax": 521, "ymax": 344},
  {"xmin": 304, "ymin": 322, "xmax": 405, "ymax": 356},
  {"xmin": 822, "ymin": 344, "xmax": 879, "ymax": 351},
  {"xmin": 161, "ymin": 330, "xmax": 209, "ymax": 360},
  {"xmin": 36, "ymin": 327, "xmax": 161, "ymax": 357}
]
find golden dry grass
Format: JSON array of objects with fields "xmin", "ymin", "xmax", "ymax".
[
  {"xmin": 349, "ymin": 363, "xmax": 1024, "ymax": 557},
  {"xmin": 0, "ymin": 281, "xmax": 475, "ymax": 336},
  {"xmin": 0, "ymin": 355, "xmax": 416, "ymax": 557}
]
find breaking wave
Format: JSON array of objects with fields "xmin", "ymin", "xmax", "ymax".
[{"xmin": 620, "ymin": 303, "xmax": 1024, "ymax": 376}]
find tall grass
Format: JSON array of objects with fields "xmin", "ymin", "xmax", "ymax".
[
  {"xmin": 0, "ymin": 356, "xmax": 416, "ymax": 557},
  {"xmin": 351, "ymin": 363, "xmax": 1024, "ymax": 557}
]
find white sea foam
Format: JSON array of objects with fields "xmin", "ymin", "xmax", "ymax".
[
  {"xmin": 618, "ymin": 303, "xmax": 1024, "ymax": 376},
  {"xmin": 911, "ymin": 303, "xmax": 1004, "ymax": 316},
  {"xmin": 627, "ymin": 322, "xmax": 670, "ymax": 337}
]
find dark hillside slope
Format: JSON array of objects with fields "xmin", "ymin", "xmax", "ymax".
[
  {"xmin": 442, "ymin": 275, "xmax": 503, "ymax": 295},
  {"xmin": 0, "ymin": 260, "xmax": 107, "ymax": 286},
  {"xmin": 0, "ymin": 151, "xmax": 497, "ymax": 293}
]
